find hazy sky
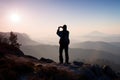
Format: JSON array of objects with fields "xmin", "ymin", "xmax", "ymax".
[{"xmin": 0, "ymin": 0, "xmax": 120, "ymax": 42}]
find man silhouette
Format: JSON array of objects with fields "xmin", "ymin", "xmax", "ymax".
[{"xmin": 56, "ymin": 25, "xmax": 70, "ymax": 64}]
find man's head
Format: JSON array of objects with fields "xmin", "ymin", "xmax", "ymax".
[{"xmin": 62, "ymin": 25, "xmax": 67, "ymax": 31}]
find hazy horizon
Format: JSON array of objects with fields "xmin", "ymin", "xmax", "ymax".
[{"xmin": 0, "ymin": 0, "xmax": 120, "ymax": 44}]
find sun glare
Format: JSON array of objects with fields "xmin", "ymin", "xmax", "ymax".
[{"xmin": 10, "ymin": 13, "xmax": 21, "ymax": 23}]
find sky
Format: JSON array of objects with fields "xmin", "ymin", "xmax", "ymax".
[{"xmin": 0, "ymin": 0, "xmax": 120, "ymax": 43}]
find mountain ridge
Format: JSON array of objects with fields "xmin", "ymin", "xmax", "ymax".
[
  {"xmin": 0, "ymin": 43, "xmax": 119, "ymax": 80},
  {"xmin": 0, "ymin": 32, "xmax": 40, "ymax": 45},
  {"xmin": 0, "ymin": 32, "xmax": 120, "ymax": 71},
  {"xmin": 72, "ymin": 41, "xmax": 120, "ymax": 56}
]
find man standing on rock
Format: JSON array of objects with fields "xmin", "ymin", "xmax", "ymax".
[{"xmin": 56, "ymin": 24, "xmax": 70, "ymax": 64}]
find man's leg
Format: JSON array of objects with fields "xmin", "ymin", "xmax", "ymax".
[
  {"xmin": 59, "ymin": 45, "xmax": 63, "ymax": 63},
  {"xmin": 65, "ymin": 45, "xmax": 69, "ymax": 64}
]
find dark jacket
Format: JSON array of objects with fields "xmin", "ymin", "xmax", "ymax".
[{"xmin": 57, "ymin": 29, "xmax": 70, "ymax": 45}]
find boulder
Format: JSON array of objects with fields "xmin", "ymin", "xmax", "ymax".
[
  {"xmin": 39, "ymin": 57, "xmax": 54, "ymax": 63},
  {"xmin": 103, "ymin": 65, "xmax": 117, "ymax": 79},
  {"xmin": 73, "ymin": 61, "xmax": 84, "ymax": 67}
]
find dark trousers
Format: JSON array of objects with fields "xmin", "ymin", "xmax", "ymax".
[{"xmin": 59, "ymin": 44, "xmax": 69, "ymax": 63}]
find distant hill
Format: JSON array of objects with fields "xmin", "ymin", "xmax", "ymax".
[
  {"xmin": 85, "ymin": 31, "xmax": 106, "ymax": 37},
  {"xmin": 72, "ymin": 41, "xmax": 120, "ymax": 56},
  {"xmin": 0, "ymin": 32, "xmax": 40, "ymax": 45},
  {"xmin": 110, "ymin": 42, "xmax": 120, "ymax": 47}
]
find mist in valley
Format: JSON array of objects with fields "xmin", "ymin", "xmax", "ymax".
[{"xmin": 13, "ymin": 32, "xmax": 120, "ymax": 71}]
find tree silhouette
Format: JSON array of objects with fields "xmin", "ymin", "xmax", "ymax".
[{"xmin": 9, "ymin": 31, "xmax": 21, "ymax": 48}]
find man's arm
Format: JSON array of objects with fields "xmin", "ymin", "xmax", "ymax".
[{"xmin": 56, "ymin": 27, "xmax": 62, "ymax": 37}]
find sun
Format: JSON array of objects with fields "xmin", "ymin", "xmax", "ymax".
[{"xmin": 10, "ymin": 13, "xmax": 21, "ymax": 23}]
